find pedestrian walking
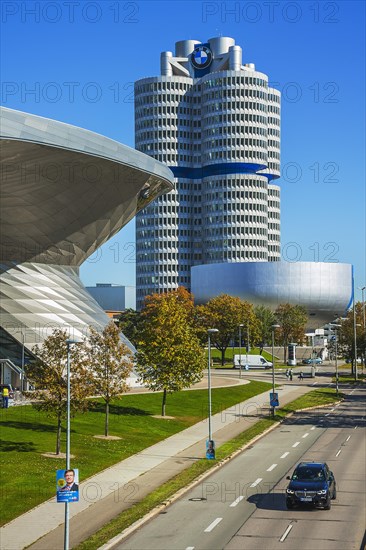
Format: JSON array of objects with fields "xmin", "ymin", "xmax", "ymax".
[
  {"xmin": 289, "ymin": 369, "xmax": 293, "ymax": 381},
  {"xmin": 2, "ymin": 387, "xmax": 9, "ymax": 408},
  {"xmin": 299, "ymin": 371, "xmax": 304, "ymax": 381}
]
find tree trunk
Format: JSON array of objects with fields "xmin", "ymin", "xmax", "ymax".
[
  {"xmin": 56, "ymin": 411, "xmax": 62, "ymax": 455},
  {"xmin": 105, "ymin": 401, "xmax": 109, "ymax": 437},
  {"xmin": 161, "ymin": 389, "xmax": 167, "ymax": 417},
  {"xmin": 283, "ymin": 344, "xmax": 287, "ymax": 365},
  {"xmin": 221, "ymin": 348, "xmax": 225, "ymax": 366}
]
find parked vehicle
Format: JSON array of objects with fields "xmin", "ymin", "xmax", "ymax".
[
  {"xmin": 286, "ymin": 462, "xmax": 336, "ymax": 509},
  {"xmin": 234, "ymin": 355, "xmax": 272, "ymax": 369},
  {"xmin": 302, "ymin": 357, "xmax": 323, "ymax": 365}
]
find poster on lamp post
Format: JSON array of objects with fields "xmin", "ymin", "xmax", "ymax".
[
  {"xmin": 56, "ymin": 468, "xmax": 79, "ymax": 502},
  {"xmin": 206, "ymin": 439, "xmax": 216, "ymax": 459},
  {"xmin": 270, "ymin": 392, "xmax": 279, "ymax": 408}
]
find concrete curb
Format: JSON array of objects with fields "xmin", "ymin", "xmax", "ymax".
[{"xmin": 99, "ymin": 420, "xmax": 281, "ymax": 550}]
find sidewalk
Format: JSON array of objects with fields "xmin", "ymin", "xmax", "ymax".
[{"xmin": 1, "ymin": 381, "xmax": 313, "ymax": 550}]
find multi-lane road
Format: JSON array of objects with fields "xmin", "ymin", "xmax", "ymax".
[{"xmin": 114, "ymin": 385, "xmax": 365, "ymax": 550}]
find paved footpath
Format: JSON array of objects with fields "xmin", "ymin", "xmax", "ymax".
[{"xmin": 1, "ymin": 380, "xmax": 316, "ymax": 550}]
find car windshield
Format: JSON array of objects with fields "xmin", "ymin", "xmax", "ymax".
[{"xmin": 292, "ymin": 467, "xmax": 325, "ymax": 481}]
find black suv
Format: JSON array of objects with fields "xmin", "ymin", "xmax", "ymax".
[{"xmin": 286, "ymin": 462, "xmax": 336, "ymax": 509}]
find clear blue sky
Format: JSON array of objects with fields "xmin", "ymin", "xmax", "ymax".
[{"xmin": 1, "ymin": 0, "xmax": 365, "ymax": 300}]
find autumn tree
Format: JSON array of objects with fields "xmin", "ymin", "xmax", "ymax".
[
  {"xmin": 275, "ymin": 304, "xmax": 308, "ymax": 363},
  {"xmin": 136, "ymin": 287, "xmax": 205, "ymax": 416},
  {"xmin": 118, "ymin": 308, "xmax": 142, "ymax": 348},
  {"xmin": 83, "ymin": 321, "xmax": 133, "ymax": 436},
  {"xmin": 26, "ymin": 329, "xmax": 92, "ymax": 455},
  {"xmin": 197, "ymin": 294, "xmax": 260, "ymax": 365},
  {"xmin": 254, "ymin": 305, "xmax": 276, "ymax": 347},
  {"xmin": 337, "ymin": 302, "xmax": 365, "ymax": 370}
]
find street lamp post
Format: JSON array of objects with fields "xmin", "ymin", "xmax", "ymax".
[
  {"xmin": 64, "ymin": 339, "xmax": 79, "ymax": 550},
  {"xmin": 271, "ymin": 324, "xmax": 280, "ymax": 417},
  {"xmin": 246, "ymin": 323, "xmax": 250, "ymax": 371},
  {"xmin": 207, "ymin": 329, "xmax": 219, "ymax": 443},
  {"xmin": 330, "ymin": 324, "xmax": 341, "ymax": 396},
  {"xmin": 238, "ymin": 324, "xmax": 244, "ymax": 378},
  {"xmin": 358, "ymin": 286, "xmax": 365, "ymax": 374}
]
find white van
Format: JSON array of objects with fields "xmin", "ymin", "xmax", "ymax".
[{"xmin": 234, "ymin": 355, "xmax": 273, "ymax": 369}]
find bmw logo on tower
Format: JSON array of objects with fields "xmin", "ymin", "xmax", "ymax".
[{"xmin": 190, "ymin": 44, "xmax": 213, "ymax": 71}]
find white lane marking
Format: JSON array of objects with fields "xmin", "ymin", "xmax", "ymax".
[
  {"xmin": 267, "ymin": 463, "xmax": 277, "ymax": 472},
  {"xmin": 204, "ymin": 518, "xmax": 223, "ymax": 532},
  {"xmin": 311, "ymin": 381, "xmax": 318, "ymax": 386},
  {"xmin": 336, "ymin": 449, "xmax": 342, "ymax": 457},
  {"xmin": 186, "ymin": 547, "xmax": 195, "ymax": 550},
  {"xmin": 280, "ymin": 523, "xmax": 293, "ymax": 542},
  {"xmin": 354, "ymin": 426, "xmax": 358, "ymax": 430},
  {"xmin": 280, "ymin": 452, "xmax": 290, "ymax": 459},
  {"xmin": 302, "ymin": 433, "xmax": 309, "ymax": 438},
  {"xmin": 292, "ymin": 441, "xmax": 300, "ymax": 448},
  {"xmin": 311, "ymin": 426, "xmax": 316, "ymax": 430},
  {"xmin": 230, "ymin": 496, "xmax": 244, "ymax": 507},
  {"xmin": 250, "ymin": 478, "xmax": 263, "ymax": 487},
  {"xmin": 325, "ymin": 413, "xmax": 330, "ymax": 416},
  {"xmin": 346, "ymin": 435, "xmax": 351, "ymax": 442}
]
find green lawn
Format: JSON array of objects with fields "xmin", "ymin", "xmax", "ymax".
[{"xmin": 0, "ymin": 380, "xmax": 270, "ymax": 525}]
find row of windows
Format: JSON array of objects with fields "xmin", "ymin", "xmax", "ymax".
[
  {"xmin": 204, "ymin": 149, "xmax": 267, "ymax": 161},
  {"xmin": 205, "ymin": 250, "xmax": 268, "ymax": 261},
  {"xmin": 136, "ymin": 81, "xmax": 192, "ymax": 93},
  {"xmin": 203, "ymin": 88, "xmax": 268, "ymax": 101},
  {"xmin": 203, "ymin": 113, "xmax": 267, "ymax": 127},
  {"xmin": 202, "ymin": 101, "xmax": 269, "ymax": 114},
  {"xmin": 205, "ymin": 238, "xmax": 268, "ymax": 248},
  {"xmin": 204, "ymin": 226, "xmax": 268, "ymax": 236},
  {"xmin": 203, "ymin": 76, "xmax": 268, "ymax": 89}
]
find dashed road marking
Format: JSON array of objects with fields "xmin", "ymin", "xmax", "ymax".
[
  {"xmin": 346, "ymin": 435, "xmax": 351, "ymax": 442},
  {"xmin": 292, "ymin": 441, "xmax": 300, "ymax": 448},
  {"xmin": 302, "ymin": 433, "xmax": 309, "ymax": 438},
  {"xmin": 336, "ymin": 449, "xmax": 342, "ymax": 457},
  {"xmin": 267, "ymin": 464, "xmax": 277, "ymax": 472},
  {"xmin": 204, "ymin": 518, "xmax": 222, "ymax": 533},
  {"xmin": 280, "ymin": 523, "xmax": 293, "ymax": 542},
  {"xmin": 250, "ymin": 478, "xmax": 263, "ymax": 488},
  {"xmin": 311, "ymin": 426, "xmax": 316, "ymax": 430},
  {"xmin": 230, "ymin": 496, "xmax": 244, "ymax": 508},
  {"xmin": 280, "ymin": 452, "xmax": 290, "ymax": 459}
]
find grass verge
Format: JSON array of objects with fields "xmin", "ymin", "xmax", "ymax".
[
  {"xmin": 0, "ymin": 381, "xmax": 270, "ymax": 525},
  {"xmin": 75, "ymin": 386, "xmax": 341, "ymax": 550}
]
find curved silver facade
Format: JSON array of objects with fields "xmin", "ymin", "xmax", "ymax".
[
  {"xmin": 191, "ymin": 262, "xmax": 353, "ymax": 328},
  {"xmin": 0, "ymin": 107, "xmax": 174, "ymax": 352},
  {"xmin": 135, "ymin": 37, "xmax": 281, "ymax": 309}
]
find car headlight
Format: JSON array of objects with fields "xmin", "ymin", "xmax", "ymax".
[
  {"xmin": 317, "ymin": 489, "xmax": 327, "ymax": 495},
  {"xmin": 286, "ymin": 489, "xmax": 295, "ymax": 494}
]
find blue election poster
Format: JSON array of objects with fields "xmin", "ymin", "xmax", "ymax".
[{"xmin": 56, "ymin": 468, "xmax": 79, "ymax": 503}]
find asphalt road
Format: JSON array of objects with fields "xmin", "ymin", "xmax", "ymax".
[{"xmin": 115, "ymin": 385, "xmax": 365, "ymax": 550}]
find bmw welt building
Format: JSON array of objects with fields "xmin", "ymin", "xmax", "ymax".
[
  {"xmin": 0, "ymin": 107, "xmax": 174, "ymax": 385},
  {"xmin": 135, "ymin": 36, "xmax": 352, "ymax": 325}
]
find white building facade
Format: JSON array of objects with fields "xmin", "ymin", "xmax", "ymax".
[{"xmin": 135, "ymin": 37, "xmax": 281, "ymax": 309}]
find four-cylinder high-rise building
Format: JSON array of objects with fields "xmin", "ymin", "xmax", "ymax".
[{"xmin": 135, "ymin": 36, "xmax": 281, "ymax": 309}]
